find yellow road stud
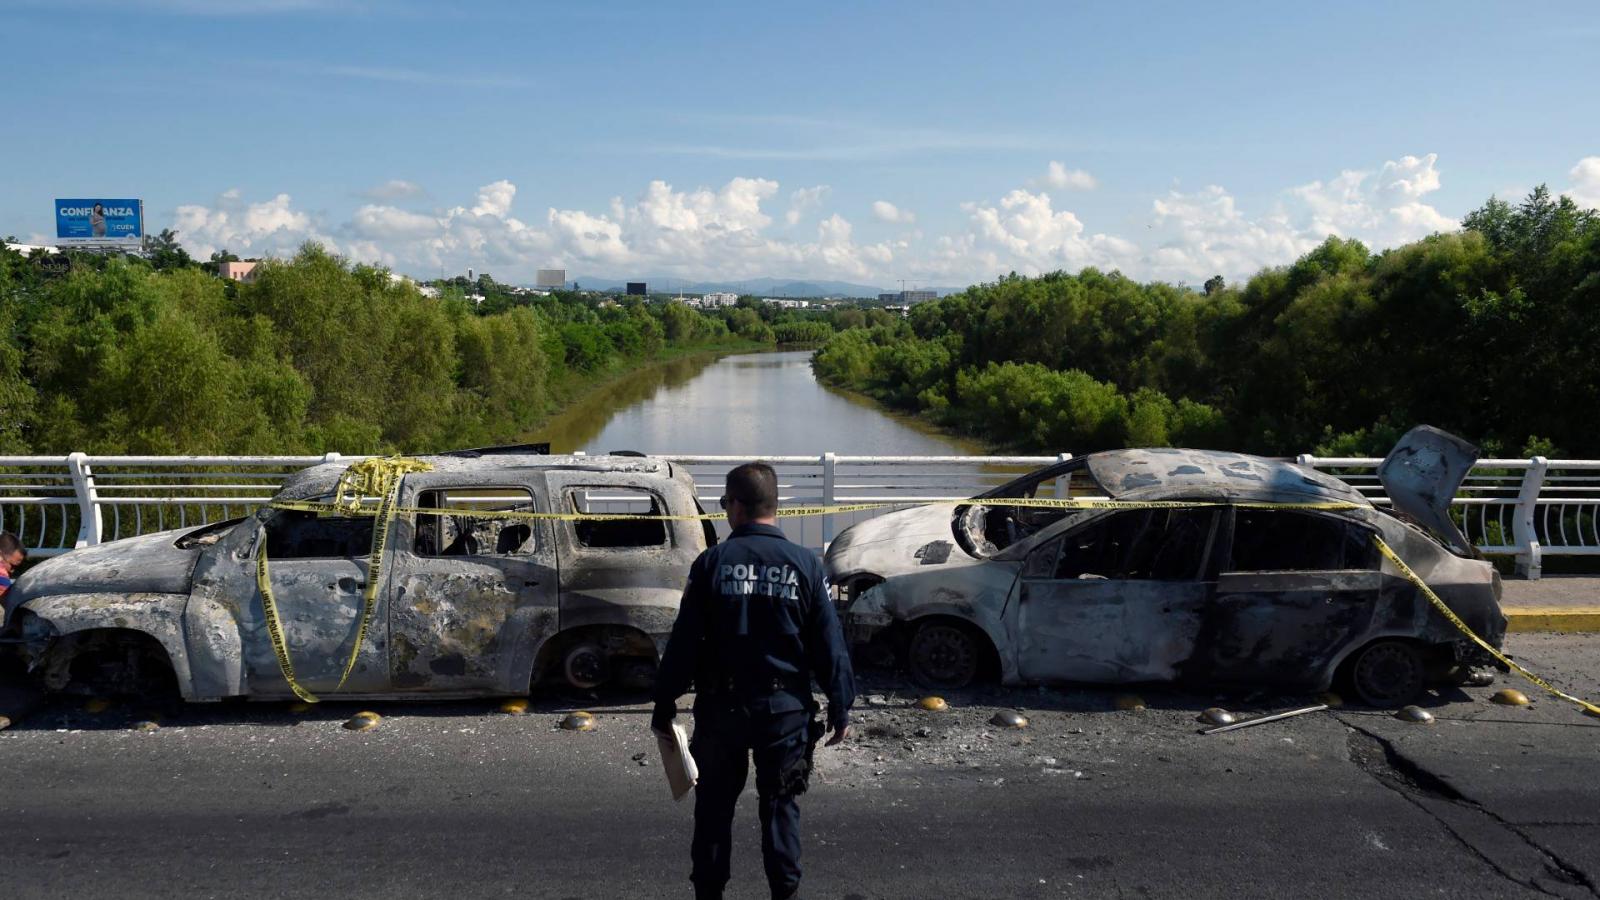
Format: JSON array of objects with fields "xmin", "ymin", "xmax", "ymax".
[
  {"xmin": 915, "ymin": 696, "xmax": 949, "ymax": 712},
  {"xmin": 1199, "ymin": 707, "xmax": 1236, "ymax": 726},
  {"xmin": 560, "ymin": 711, "xmax": 597, "ymax": 731},
  {"xmin": 499, "ymin": 698, "xmax": 530, "ymax": 715},
  {"xmin": 989, "ymin": 710, "xmax": 1028, "ymax": 728},
  {"xmin": 1318, "ymin": 692, "xmax": 1344, "ymax": 708},
  {"xmin": 0, "ymin": 715, "xmax": 11, "ymax": 731},
  {"xmin": 1395, "ymin": 705, "xmax": 1435, "ymax": 724},
  {"xmin": 1114, "ymin": 695, "xmax": 1146, "ymax": 711},
  {"xmin": 132, "ymin": 720, "xmax": 161, "ymax": 732},
  {"xmin": 83, "ymin": 698, "xmax": 111, "ymax": 714},
  {"xmin": 1491, "ymin": 689, "xmax": 1531, "ymax": 707},
  {"xmin": 343, "ymin": 711, "xmax": 382, "ymax": 731}
]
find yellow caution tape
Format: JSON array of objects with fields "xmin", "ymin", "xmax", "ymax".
[
  {"xmin": 1374, "ymin": 536, "xmax": 1600, "ymax": 718},
  {"xmin": 255, "ymin": 457, "xmax": 434, "ymax": 702},
  {"xmin": 270, "ymin": 495, "xmax": 1364, "ymax": 524},
  {"xmin": 256, "ymin": 544, "xmax": 319, "ymax": 704}
]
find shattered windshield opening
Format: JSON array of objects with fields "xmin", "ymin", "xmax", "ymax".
[{"xmin": 955, "ymin": 461, "xmax": 1106, "ymax": 558}]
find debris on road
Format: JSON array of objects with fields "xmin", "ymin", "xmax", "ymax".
[
  {"xmin": 1201, "ymin": 704, "xmax": 1328, "ymax": 735},
  {"xmin": 1491, "ymin": 688, "xmax": 1530, "ymax": 707},
  {"xmin": 499, "ymin": 698, "xmax": 530, "ymax": 715},
  {"xmin": 1198, "ymin": 707, "xmax": 1236, "ymax": 726},
  {"xmin": 916, "ymin": 696, "xmax": 948, "ymax": 712},
  {"xmin": 132, "ymin": 719, "xmax": 161, "ymax": 732}
]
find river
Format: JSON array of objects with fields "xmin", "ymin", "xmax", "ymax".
[{"xmin": 533, "ymin": 350, "xmax": 979, "ymax": 456}]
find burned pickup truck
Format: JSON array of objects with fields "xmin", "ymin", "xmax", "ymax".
[
  {"xmin": 826, "ymin": 427, "xmax": 1506, "ymax": 706},
  {"xmin": 0, "ymin": 452, "xmax": 711, "ymax": 701}
]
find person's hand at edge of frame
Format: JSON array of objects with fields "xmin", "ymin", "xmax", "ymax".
[
  {"xmin": 824, "ymin": 721, "xmax": 849, "ymax": 746},
  {"xmin": 651, "ymin": 701, "xmax": 677, "ymax": 737}
]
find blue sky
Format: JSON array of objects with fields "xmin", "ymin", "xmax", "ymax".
[{"xmin": 4, "ymin": 0, "xmax": 1599, "ymax": 288}]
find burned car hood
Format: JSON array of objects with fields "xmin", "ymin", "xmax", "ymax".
[
  {"xmin": 1378, "ymin": 425, "xmax": 1480, "ymax": 556},
  {"xmin": 11, "ymin": 528, "xmax": 203, "ymax": 602},
  {"xmin": 825, "ymin": 503, "xmax": 967, "ymax": 578}
]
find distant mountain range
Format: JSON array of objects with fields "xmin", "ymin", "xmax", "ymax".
[{"xmin": 562, "ymin": 276, "xmax": 967, "ymax": 299}]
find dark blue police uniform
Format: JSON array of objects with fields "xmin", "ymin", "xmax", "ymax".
[{"xmin": 654, "ymin": 522, "xmax": 855, "ymax": 900}]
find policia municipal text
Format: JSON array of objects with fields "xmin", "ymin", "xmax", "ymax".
[{"xmin": 653, "ymin": 462, "xmax": 857, "ymax": 900}]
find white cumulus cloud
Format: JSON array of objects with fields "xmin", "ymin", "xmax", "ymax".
[
  {"xmin": 166, "ymin": 152, "xmax": 1493, "ymax": 288},
  {"xmin": 1566, "ymin": 156, "xmax": 1600, "ymax": 209},
  {"xmin": 1039, "ymin": 161, "xmax": 1098, "ymax": 191},
  {"xmin": 358, "ymin": 179, "xmax": 424, "ymax": 202},
  {"xmin": 173, "ymin": 189, "xmax": 325, "ymax": 259},
  {"xmin": 786, "ymin": 185, "xmax": 829, "ymax": 225},
  {"xmin": 871, "ymin": 200, "xmax": 916, "ymax": 224}
]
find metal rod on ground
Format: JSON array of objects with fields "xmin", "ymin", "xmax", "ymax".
[{"xmin": 1201, "ymin": 704, "xmax": 1329, "ymax": 735}]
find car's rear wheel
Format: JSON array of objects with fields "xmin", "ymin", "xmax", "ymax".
[
  {"xmin": 562, "ymin": 642, "xmax": 610, "ymax": 690},
  {"xmin": 1349, "ymin": 639, "xmax": 1427, "ymax": 707},
  {"xmin": 906, "ymin": 620, "xmax": 981, "ymax": 690}
]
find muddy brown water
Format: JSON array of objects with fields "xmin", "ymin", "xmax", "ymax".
[{"xmin": 531, "ymin": 349, "xmax": 982, "ymax": 455}]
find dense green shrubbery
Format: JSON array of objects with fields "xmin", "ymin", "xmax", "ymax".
[
  {"xmin": 0, "ymin": 244, "xmax": 758, "ymax": 454},
  {"xmin": 814, "ymin": 188, "xmax": 1600, "ymax": 457}
]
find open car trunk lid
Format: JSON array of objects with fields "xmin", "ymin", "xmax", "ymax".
[{"xmin": 1377, "ymin": 425, "xmax": 1480, "ymax": 556}]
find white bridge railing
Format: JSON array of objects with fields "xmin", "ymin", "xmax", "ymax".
[{"xmin": 1, "ymin": 452, "xmax": 1595, "ymax": 579}]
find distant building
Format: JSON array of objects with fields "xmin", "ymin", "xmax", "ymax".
[
  {"xmin": 763, "ymin": 298, "xmax": 811, "ymax": 309},
  {"xmin": 880, "ymin": 289, "xmax": 936, "ymax": 304},
  {"xmin": 218, "ymin": 260, "xmax": 259, "ymax": 283},
  {"xmin": 701, "ymin": 291, "xmax": 739, "ymax": 308}
]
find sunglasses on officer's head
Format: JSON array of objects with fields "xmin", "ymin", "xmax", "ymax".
[{"xmin": 718, "ymin": 495, "xmax": 733, "ymax": 510}]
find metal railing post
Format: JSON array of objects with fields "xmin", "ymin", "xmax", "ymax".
[
  {"xmin": 1513, "ymin": 456, "xmax": 1548, "ymax": 580},
  {"xmin": 66, "ymin": 451, "xmax": 103, "ymax": 548},
  {"xmin": 821, "ymin": 452, "xmax": 837, "ymax": 549},
  {"xmin": 1053, "ymin": 451, "xmax": 1073, "ymax": 497}
]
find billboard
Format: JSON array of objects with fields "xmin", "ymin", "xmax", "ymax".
[
  {"xmin": 535, "ymin": 268, "xmax": 566, "ymax": 289},
  {"xmin": 56, "ymin": 199, "xmax": 144, "ymax": 241},
  {"xmin": 626, "ymin": 282, "xmax": 647, "ymax": 296}
]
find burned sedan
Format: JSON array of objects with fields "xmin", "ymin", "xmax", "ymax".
[
  {"xmin": 826, "ymin": 427, "xmax": 1505, "ymax": 706},
  {"xmin": 0, "ymin": 452, "xmax": 711, "ymax": 701}
]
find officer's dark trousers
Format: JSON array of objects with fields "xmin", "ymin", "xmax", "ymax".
[{"xmin": 689, "ymin": 703, "xmax": 809, "ymax": 899}]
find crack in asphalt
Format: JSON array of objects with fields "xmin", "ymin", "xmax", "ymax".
[{"xmin": 1342, "ymin": 719, "xmax": 1599, "ymax": 900}]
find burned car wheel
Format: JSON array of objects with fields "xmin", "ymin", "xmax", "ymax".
[
  {"xmin": 1349, "ymin": 640, "xmax": 1427, "ymax": 707},
  {"xmin": 563, "ymin": 642, "xmax": 610, "ymax": 690},
  {"xmin": 907, "ymin": 621, "xmax": 981, "ymax": 690}
]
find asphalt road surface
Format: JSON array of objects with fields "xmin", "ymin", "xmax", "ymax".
[{"xmin": 2, "ymin": 633, "xmax": 1597, "ymax": 900}]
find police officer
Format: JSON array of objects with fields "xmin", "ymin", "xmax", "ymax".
[{"xmin": 653, "ymin": 462, "xmax": 855, "ymax": 900}]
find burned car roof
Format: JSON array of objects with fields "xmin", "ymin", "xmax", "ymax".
[
  {"xmin": 1085, "ymin": 449, "xmax": 1370, "ymax": 506},
  {"xmin": 273, "ymin": 453, "xmax": 673, "ymax": 502}
]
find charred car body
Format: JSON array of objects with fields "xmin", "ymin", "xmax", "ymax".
[
  {"xmin": 0, "ymin": 453, "xmax": 711, "ymax": 700},
  {"xmin": 826, "ymin": 427, "xmax": 1505, "ymax": 706}
]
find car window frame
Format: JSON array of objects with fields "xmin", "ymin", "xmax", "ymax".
[
  {"xmin": 562, "ymin": 483, "xmax": 674, "ymax": 550},
  {"xmin": 1022, "ymin": 507, "xmax": 1220, "ymax": 583},
  {"xmin": 411, "ymin": 484, "xmax": 541, "ymax": 559},
  {"xmin": 1221, "ymin": 507, "xmax": 1381, "ymax": 574}
]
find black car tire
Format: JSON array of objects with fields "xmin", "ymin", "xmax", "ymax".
[
  {"xmin": 1349, "ymin": 639, "xmax": 1427, "ymax": 707},
  {"xmin": 906, "ymin": 620, "xmax": 981, "ymax": 690}
]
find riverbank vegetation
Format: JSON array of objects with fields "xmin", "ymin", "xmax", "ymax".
[
  {"xmin": 813, "ymin": 187, "xmax": 1600, "ymax": 457},
  {"xmin": 0, "ymin": 244, "xmax": 772, "ymax": 454}
]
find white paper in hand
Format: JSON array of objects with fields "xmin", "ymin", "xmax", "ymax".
[{"xmin": 654, "ymin": 722, "xmax": 698, "ymax": 801}]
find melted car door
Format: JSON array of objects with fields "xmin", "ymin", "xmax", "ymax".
[
  {"xmin": 1011, "ymin": 509, "xmax": 1217, "ymax": 684},
  {"xmin": 1197, "ymin": 509, "xmax": 1382, "ymax": 687},
  {"xmin": 246, "ymin": 509, "xmax": 389, "ymax": 695},
  {"xmin": 385, "ymin": 476, "xmax": 558, "ymax": 693}
]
